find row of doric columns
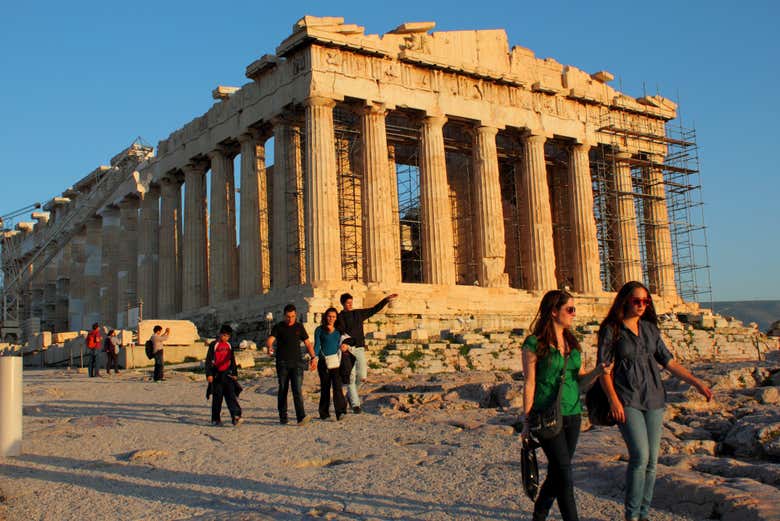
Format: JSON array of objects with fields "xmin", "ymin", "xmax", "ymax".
[{"xmin": 33, "ymin": 98, "xmax": 678, "ymax": 332}]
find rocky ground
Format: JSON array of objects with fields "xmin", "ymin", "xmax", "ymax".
[{"xmin": 1, "ymin": 348, "xmax": 779, "ymax": 520}]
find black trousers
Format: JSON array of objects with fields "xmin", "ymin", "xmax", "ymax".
[
  {"xmin": 105, "ymin": 352, "xmax": 118, "ymax": 373},
  {"xmin": 534, "ymin": 414, "xmax": 581, "ymax": 521},
  {"xmin": 211, "ymin": 372, "xmax": 242, "ymax": 423},
  {"xmin": 276, "ymin": 359, "xmax": 305, "ymax": 422},
  {"xmin": 153, "ymin": 350, "xmax": 164, "ymax": 381},
  {"xmin": 318, "ymin": 357, "xmax": 347, "ymax": 418}
]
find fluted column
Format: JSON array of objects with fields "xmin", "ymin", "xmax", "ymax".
[
  {"xmin": 137, "ymin": 186, "xmax": 159, "ymax": 319},
  {"xmin": 360, "ymin": 104, "xmax": 399, "ymax": 284},
  {"xmin": 83, "ymin": 216, "xmax": 102, "ymax": 327},
  {"xmin": 159, "ymin": 176, "xmax": 182, "ymax": 317},
  {"xmin": 304, "ymin": 96, "xmax": 342, "ymax": 284},
  {"xmin": 55, "ymin": 241, "xmax": 71, "ymax": 332},
  {"xmin": 117, "ymin": 197, "xmax": 139, "ymax": 327},
  {"xmin": 387, "ymin": 145, "xmax": 402, "ymax": 279},
  {"xmin": 239, "ymin": 132, "xmax": 270, "ymax": 297},
  {"xmin": 472, "ymin": 125, "xmax": 508, "ymax": 287},
  {"xmin": 182, "ymin": 162, "xmax": 209, "ymax": 310},
  {"xmin": 568, "ymin": 143, "xmax": 602, "ymax": 293},
  {"xmin": 68, "ymin": 230, "xmax": 86, "ymax": 330},
  {"xmin": 613, "ymin": 151, "xmax": 643, "ymax": 286},
  {"xmin": 419, "ymin": 114, "xmax": 456, "ymax": 285},
  {"xmin": 521, "ymin": 133, "xmax": 557, "ymax": 290},
  {"xmin": 271, "ymin": 122, "xmax": 290, "ymax": 288},
  {"xmin": 643, "ymin": 153, "xmax": 676, "ymax": 296},
  {"xmin": 100, "ymin": 205, "xmax": 121, "ymax": 326},
  {"xmin": 209, "ymin": 148, "xmax": 238, "ymax": 303}
]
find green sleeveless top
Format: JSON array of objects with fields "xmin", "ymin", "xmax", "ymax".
[{"xmin": 523, "ymin": 335, "xmax": 582, "ymax": 416}]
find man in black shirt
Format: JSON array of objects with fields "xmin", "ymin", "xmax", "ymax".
[
  {"xmin": 336, "ymin": 292, "xmax": 398, "ymax": 413},
  {"xmin": 266, "ymin": 304, "xmax": 316, "ymax": 425}
]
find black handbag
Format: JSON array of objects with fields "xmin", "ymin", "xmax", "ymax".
[
  {"xmin": 521, "ymin": 436, "xmax": 540, "ymax": 500},
  {"xmin": 527, "ymin": 354, "xmax": 569, "ymax": 440},
  {"xmin": 585, "ymin": 381, "xmax": 615, "ymax": 426}
]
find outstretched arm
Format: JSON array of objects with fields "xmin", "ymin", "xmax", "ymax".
[{"xmin": 359, "ymin": 293, "xmax": 398, "ymax": 320}]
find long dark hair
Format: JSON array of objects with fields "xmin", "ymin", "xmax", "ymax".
[
  {"xmin": 598, "ymin": 281, "xmax": 658, "ymax": 345},
  {"xmin": 321, "ymin": 307, "xmax": 338, "ymax": 328},
  {"xmin": 529, "ymin": 290, "xmax": 580, "ymax": 358}
]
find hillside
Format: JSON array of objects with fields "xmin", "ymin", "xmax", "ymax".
[{"xmin": 710, "ymin": 300, "xmax": 780, "ymax": 332}]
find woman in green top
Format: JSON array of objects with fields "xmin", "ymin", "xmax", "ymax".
[{"xmin": 521, "ymin": 290, "xmax": 611, "ymax": 521}]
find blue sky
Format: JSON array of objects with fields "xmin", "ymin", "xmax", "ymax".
[{"xmin": 1, "ymin": 0, "xmax": 777, "ymax": 301}]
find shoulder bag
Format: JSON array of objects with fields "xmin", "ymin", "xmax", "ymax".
[
  {"xmin": 521, "ymin": 436, "xmax": 540, "ymax": 500},
  {"xmin": 527, "ymin": 353, "xmax": 569, "ymax": 440}
]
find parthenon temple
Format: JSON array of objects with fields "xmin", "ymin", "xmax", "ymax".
[{"xmin": 1, "ymin": 15, "xmax": 709, "ymax": 340}]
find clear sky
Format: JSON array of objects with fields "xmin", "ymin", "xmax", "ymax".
[{"xmin": 1, "ymin": 0, "xmax": 777, "ymax": 301}]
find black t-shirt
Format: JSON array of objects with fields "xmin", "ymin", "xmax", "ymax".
[{"xmin": 271, "ymin": 321, "xmax": 309, "ymax": 364}]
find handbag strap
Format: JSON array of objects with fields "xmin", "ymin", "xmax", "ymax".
[{"xmin": 553, "ymin": 349, "xmax": 570, "ymax": 405}]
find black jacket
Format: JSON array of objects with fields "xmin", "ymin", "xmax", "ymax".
[
  {"xmin": 205, "ymin": 340, "xmax": 238, "ymax": 378},
  {"xmin": 335, "ymin": 296, "xmax": 391, "ymax": 348}
]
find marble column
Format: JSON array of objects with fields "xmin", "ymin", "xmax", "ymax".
[
  {"xmin": 568, "ymin": 143, "xmax": 602, "ymax": 293},
  {"xmin": 419, "ymin": 114, "xmax": 456, "ymax": 285},
  {"xmin": 238, "ymin": 131, "xmax": 270, "ymax": 298},
  {"xmin": 117, "ymin": 196, "xmax": 139, "ymax": 327},
  {"xmin": 83, "ymin": 215, "xmax": 102, "ymax": 327},
  {"xmin": 209, "ymin": 148, "xmax": 238, "ymax": 303},
  {"xmin": 159, "ymin": 176, "xmax": 182, "ymax": 317},
  {"xmin": 387, "ymin": 145, "xmax": 402, "ymax": 280},
  {"xmin": 613, "ymin": 151, "xmax": 643, "ymax": 287},
  {"xmin": 521, "ymin": 133, "xmax": 557, "ymax": 291},
  {"xmin": 182, "ymin": 162, "xmax": 209, "ymax": 311},
  {"xmin": 643, "ymin": 153, "xmax": 676, "ymax": 296},
  {"xmin": 137, "ymin": 186, "xmax": 159, "ymax": 319},
  {"xmin": 55, "ymin": 240, "xmax": 71, "ymax": 332},
  {"xmin": 472, "ymin": 125, "xmax": 508, "ymax": 287},
  {"xmin": 100, "ymin": 205, "xmax": 121, "ymax": 326},
  {"xmin": 360, "ymin": 104, "xmax": 399, "ymax": 284},
  {"xmin": 68, "ymin": 230, "xmax": 86, "ymax": 331},
  {"xmin": 303, "ymin": 96, "xmax": 342, "ymax": 284}
]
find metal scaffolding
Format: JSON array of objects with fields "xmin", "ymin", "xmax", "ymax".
[{"xmin": 593, "ymin": 110, "xmax": 712, "ymax": 303}]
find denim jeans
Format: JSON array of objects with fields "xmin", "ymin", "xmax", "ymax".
[
  {"xmin": 618, "ymin": 406, "xmax": 665, "ymax": 520},
  {"xmin": 346, "ymin": 347, "xmax": 367, "ymax": 407},
  {"xmin": 534, "ymin": 414, "xmax": 581, "ymax": 521},
  {"xmin": 153, "ymin": 350, "xmax": 164, "ymax": 381},
  {"xmin": 88, "ymin": 349, "xmax": 99, "ymax": 377},
  {"xmin": 276, "ymin": 359, "xmax": 305, "ymax": 422}
]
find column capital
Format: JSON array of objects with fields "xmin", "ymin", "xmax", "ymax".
[
  {"xmin": 615, "ymin": 150, "xmax": 632, "ymax": 161},
  {"xmin": 159, "ymin": 172, "xmax": 183, "ymax": 188},
  {"xmin": 474, "ymin": 125, "xmax": 499, "ymax": 138},
  {"xmin": 118, "ymin": 194, "xmax": 141, "ymax": 209},
  {"xmin": 181, "ymin": 159, "xmax": 209, "ymax": 177},
  {"xmin": 420, "ymin": 113, "xmax": 447, "ymax": 128},
  {"xmin": 208, "ymin": 145, "xmax": 236, "ymax": 161},
  {"xmin": 524, "ymin": 132, "xmax": 548, "ymax": 146},
  {"xmin": 303, "ymin": 95, "xmax": 337, "ymax": 109},
  {"xmin": 357, "ymin": 101, "xmax": 389, "ymax": 117},
  {"xmin": 271, "ymin": 112, "xmax": 304, "ymax": 128},
  {"xmin": 571, "ymin": 141, "xmax": 592, "ymax": 153},
  {"xmin": 238, "ymin": 127, "xmax": 271, "ymax": 145}
]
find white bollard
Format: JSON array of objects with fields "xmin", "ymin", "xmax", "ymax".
[{"xmin": 0, "ymin": 356, "xmax": 22, "ymax": 457}]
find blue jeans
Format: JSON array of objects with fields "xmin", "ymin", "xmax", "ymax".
[
  {"xmin": 347, "ymin": 347, "xmax": 367, "ymax": 407},
  {"xmin": 618, "ymin": 406, "xmax": 664, "ymax": 520},
  {"xmin": 276, "ymin": 359, "xmax": 305, "ymax": 423},
  {"xmin": 88, "ymin": 349, "xmax": 99, "ymax": 377}
]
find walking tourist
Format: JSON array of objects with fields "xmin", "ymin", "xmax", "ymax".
[
  {"xmin": 336, "ymin": 292, "xmax": 398, "ymax": 413},
  {"xmin": 104, "ymin": 329, "xmax": 120, "ymax": 375},
  {"xmin": 597, "ymin": 281, "xmax": 713, "ymax": 521},
  {"xmin": 521, "ymin": 290, "xmax": 611, "ymax": 521},
  {"xmin": 266, "ymin": 304, "xmax": 317, "ymax": 425},
  {"xmin": 205, "ymin": 324, "xmax": 242, "ymax": 426},
  {"xmin": 150, "ymin": 325, "xmax": 170, "ymax": 382},
  {"xmin": 314, "ymin": 307, "xmax": 350, "ymax": 421},
  {"xmin": 86, "ymin": 322, "xmax": 102, "ymax": 377}
]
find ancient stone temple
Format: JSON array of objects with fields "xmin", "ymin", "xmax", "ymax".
[{"xmin": 2, "ymin": 16, "xmax": 707, "ymax": 338}]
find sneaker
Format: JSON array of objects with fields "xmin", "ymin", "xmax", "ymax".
[
  {"xmin": 297, "ymin": 416, "xmax": 311, "ymax": 426},
  {"xmin": 279, "ymin": 418, "xmax": 289, "ymax": 425},
  {"xmin": 319, "ymin": 414, "xmax": 331, "ymax": 420},
  {"xmin": 336, "ymin": 413, "xmax": 345, "ymax": 421},
  {"xmin": 232, "ymin": 417, "xmax": 243, "ymax": 426},
  {"xmin": 352, "ymin": 406, "xmax": 362, "ymax": 414},
  {"xmin": 211, "ymin": 420, "xmax": 222, "ymax": 426}
]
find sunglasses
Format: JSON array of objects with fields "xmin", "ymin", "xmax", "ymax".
[
  {"xmin": 631, "ymin": 297, "xmax": 652, "ymax": 307},
  {"xmin": 563, "ymin": 306, "xmax": 576, "ymax": 314}
]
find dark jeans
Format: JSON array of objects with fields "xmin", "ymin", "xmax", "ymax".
[
  {"xmin": 153, "ymin": 350, "xmax": 164, "ymax": 381},
  {"xmin": 211, "ymin": 372, "xmax": 242, "ymax": 423},
  {"xmin": 534, "ymin": 414, "xmax": 581, "ymax": 521},
  {"xmin": 105, "ymin": 352, "xmax": 118, "ymax": 374},
  {"xmin": 317, "ymin": 357, "xmax": 347, "ymax": 418},
  {"xmin": 276, "ymin": 359, "xmax": 305, "ymax": 422},
  {"xmin": 88, "ymin": 349, "xmax": 100, "ymax": 377}
]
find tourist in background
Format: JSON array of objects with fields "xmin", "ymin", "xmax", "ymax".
[
  {"xmin": 336, "ymin": 292, "xmax": 398, "ymax": 413},
  {"xmin": 150, "ymin": 325, "xmax": 170, "ymax": 382},
  {"xmin": 104, "ymin": 329, "xmax": 120, "ymax": 375},
  {"xmin": 85, "ymin": 322, "xmax": 102, "ymax": 377},
  {"xmin": 314, "ymin": 307, "xmax": 349, "ymax": 421},
  {"xmin": 597, "ymin": 281, "xmax": 713, "ymax": 521},
  {"xmin": 521, "ymin": 290, "xmax": 611, "ymax": 521},
  {"xmin": 266, "ymin": 304, "xmax": 317, "ymax": 425},
  {"xmin": 205, "ymin": 324, "xmax": 242, "ymax": 426}
]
